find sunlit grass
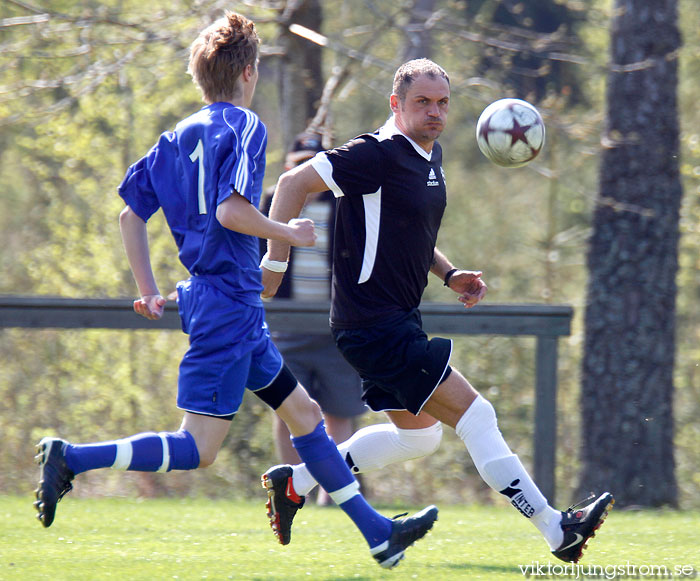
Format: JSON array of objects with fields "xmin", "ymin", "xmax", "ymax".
[{"xmin": 1, "ymin": 496, "xmax": 698, "ymax": 580}]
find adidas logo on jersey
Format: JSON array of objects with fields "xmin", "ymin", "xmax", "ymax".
[{"xmin": 427, "ymin": 168, "xmax": 439, "ymax": 186}]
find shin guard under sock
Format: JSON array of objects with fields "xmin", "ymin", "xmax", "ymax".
[
  {"xmin": 292, "ymin": 421, "xmax": 392, "ymax": 548},
  {"xmin": 65, "ymin": 430, "xmax": 200, "ymax": 475},
  {"xmin": 456, "ymin": 396, "xmax": 562, "ymax": 547}
]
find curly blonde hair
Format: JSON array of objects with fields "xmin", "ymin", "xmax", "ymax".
[{"xmin": 188, "ymin": 12, "xmax": 260, "ymax": 104}]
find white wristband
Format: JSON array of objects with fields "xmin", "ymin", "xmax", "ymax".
[{"xmin": 260, "ymin": 252, "xmax": 288, "ymax": 273}]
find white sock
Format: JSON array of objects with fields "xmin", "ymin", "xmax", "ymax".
[
  {"xmin": 456, "ymin": 395, "xmax": 562, "ymax": 549},
  {"xmin": 531, "ymin": 505, "xmax": 564, "ymax": 550},
  {"xmin": 291, "ymin": 422, "xmax": 443, "ymax": 496}
]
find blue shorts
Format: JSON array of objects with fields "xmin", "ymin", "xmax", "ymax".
[
  {"xmin": 332, "ymin": 309, "xmax": 452, "ymax": 415},
  {"xmin": 176, "ymin": 278, "xmax": 283, "ymax": 417}
]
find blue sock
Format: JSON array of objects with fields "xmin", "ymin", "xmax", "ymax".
[
  {"xmin": 292, "ymin": 421, "xmax": 392, "ymax": 548},
  {"xmin": 64, "ymin": 430, "xmax": 200, "ymax": 475}
]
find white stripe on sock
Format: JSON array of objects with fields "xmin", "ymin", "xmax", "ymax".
[
  {"xmin": 328, "ymin": 480, "xmax": 360, "ymax": 505},
  {"xmin": 112, "ymin": 439, "xmax": 133, "ymax": 470},
  {"xmin": 370, "ymin": 539, "xmax": 389, "ymax": 555},
  {"xmin": 156, "ymin": 432, "xmax": 170, "ymax": 473}
]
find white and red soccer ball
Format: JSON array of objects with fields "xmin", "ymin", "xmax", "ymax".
[{"xmin": 476, "ymin": 99, "xmax": 545, "ymax": 168}]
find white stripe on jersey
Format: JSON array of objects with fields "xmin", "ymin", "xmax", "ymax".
[
  {"xmin": 358, "ymin": 188, "xmax": 381, "ymax": 284},
  {"xmin": 233, "ymin": 109, "xmax": 259, "ymax": 195},
  {"xmin": 310, "ymin": 153, "xmax": 343, "ymax": 197},
  {"xmin": 311, "ymin": 153, "xmax": 381, "ymax": 284}
]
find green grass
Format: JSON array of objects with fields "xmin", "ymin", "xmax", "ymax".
[{"xmin": 1, "ymin": 496, "xmax": 698, "ymax": 580}]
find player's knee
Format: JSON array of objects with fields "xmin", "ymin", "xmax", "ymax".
[
  {"xmin": 275, "ymin": 385, "xmax": 324, "ymax": 437},
  {"xmin": 196, "ymin": 446, "xmax": 218, "ymax": 468},
  {"xmin": 186, "ymin": 432, "xmax": 221, "ymax": 468},
  {"xmin": 299, "ymin": 400, "xmax": 325, "ymax": 438},
  {"xmin": 471, "ymin": 396, "xmax": 499, "ymax": 431},
  {"xmin": 396, "ymin": 421, "xmax": 443, "ymax": 458},
  {"xmin": 422, "ymin": 422, "xmax": 443, "ymax": 455},
  {"xmin": 299, "ymin": 395, "xmax": 323, "ymax": 427},
  {"xmin": 455, "ymin": 395, "xmax": 500, "ymax": 447}
]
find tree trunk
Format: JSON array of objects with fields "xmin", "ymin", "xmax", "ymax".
[
  {"xmin": 277, "ymin": 0, "xmax": 324, "ymax": 149},
  {"xmin": 580, "ymin": 0, "xmax": 682, "ymax": 507},
  {"xmin": 403, "ymin": 0, "xmax": 435, "ymax": 61}
]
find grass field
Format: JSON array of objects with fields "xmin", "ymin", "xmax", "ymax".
[{"xmin": 1, "ymin": 496, "xmax": 698, "ymax": 580}]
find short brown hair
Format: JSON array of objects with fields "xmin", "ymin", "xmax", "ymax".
[
  {"xmin": 188, "ymin": 12, "xmax": 260, "ymax": 104},
  {"xmin": 392, "ymin": 59, "xmax": 450, "ymax": 103}
]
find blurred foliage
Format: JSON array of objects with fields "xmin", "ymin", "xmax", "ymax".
[{"xmin": 0, "ymin": 0, "xmax": 698, "ymax": 508}]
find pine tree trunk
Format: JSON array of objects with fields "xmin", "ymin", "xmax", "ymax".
[
  {"xmin": 402, "ymin": 0, "xmax": 435, "ymax": 61},
  {"xmin": 580, "ymin": 0, "xmax": 682, "ymax": 507},
  {"xmin": 277, "ymin": 0, "xmax": 324, "ymax": 148}
]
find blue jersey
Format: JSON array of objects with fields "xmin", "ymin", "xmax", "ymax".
[{"xmin": 118, "ymin": 102, "xmax": 267, "ymax": 306}]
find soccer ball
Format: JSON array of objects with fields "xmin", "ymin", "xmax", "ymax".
[{"xmin": 476, "ymin": 99, "xmax": 545, "ymax": 168}]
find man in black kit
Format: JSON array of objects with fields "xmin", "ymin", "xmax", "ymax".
[{"xmin": 261, "ymin": 58, "xmax": 613, "ymax": 564}]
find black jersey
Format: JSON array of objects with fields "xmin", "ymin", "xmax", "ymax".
[{"xmin": 311, "ymin": 117, "xmax": 447, "ymax": 328}]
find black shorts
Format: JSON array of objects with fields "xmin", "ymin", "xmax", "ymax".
[{"xmin": 332, "ymin": 309, "xmax": 452, "ymax": 415}]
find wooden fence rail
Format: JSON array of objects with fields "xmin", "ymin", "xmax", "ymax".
[{"xmin": 0, "ymin": 295, "xmax": 572, "ymax": 503}]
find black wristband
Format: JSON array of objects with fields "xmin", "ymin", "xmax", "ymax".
[{"xmin": 444, "ymin": 268, "xmax": 458, "ymax": 287}]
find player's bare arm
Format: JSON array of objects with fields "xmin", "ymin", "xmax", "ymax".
[
  {"xmin": 262, "ymin": 162, "xmax": 328, "ymax": 298},
  {"xmin": 267, "ymin": 162, "xmax": 328, "ymax": 258},
  {"xmin": 430, "ymin": 247, "xmax": 487, "ymax": 309},
  {"xmin": 119, "ymin": 205, "xmax": 166, "ymax": 320},
  {"xmin": 216, "ymin": 190, "xmax": 316, "ymax": 247}
]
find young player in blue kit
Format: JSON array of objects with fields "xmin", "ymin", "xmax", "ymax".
[{"xmin": 32, "ymin": 12, "xmax": 437, "ymax": 569}]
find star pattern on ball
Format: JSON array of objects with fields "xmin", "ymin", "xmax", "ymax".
[
  {"xmin": 476, "ymin": 98, "xmax": 545, "ymax": 166},
  {"xmin": 506, "ymin": 116, "xmax": 533, "ymax": 147}
]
